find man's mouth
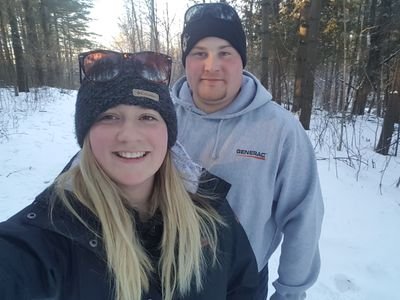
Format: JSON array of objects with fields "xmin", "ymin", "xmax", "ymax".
[{"xmin": 202, "ymin": 78, "xmax": 223, "ymax": 81}]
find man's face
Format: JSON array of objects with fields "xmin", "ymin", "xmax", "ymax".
[{"xmin": 185, "ymin": 37, "xmax": 243, "ymax": 113}]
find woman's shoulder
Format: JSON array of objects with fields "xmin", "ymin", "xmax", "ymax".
[
  {"xmin": 0, "ymin": 196, "xmax": 61, "ymax": 294},
  {"xmin": 0, "ymin": 186, "xmax": 62, "ymax": 253},
  {"xmin": 0, "ymin": 185, "xmax": 97, "ymax": 256},
  {"xmin": 0, "ymin": 198, "xmax": 108, "ymax": 300}
]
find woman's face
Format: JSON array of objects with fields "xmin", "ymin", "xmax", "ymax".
[{"xmin": 89, "ymin": 104, "xmax": 168, "ymax": 200}]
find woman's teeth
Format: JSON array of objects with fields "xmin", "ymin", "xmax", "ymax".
[{"xmin": 117, "ymin": 151, "xmax": 146, "ymax": 158}]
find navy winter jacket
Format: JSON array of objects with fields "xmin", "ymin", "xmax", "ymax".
[{"xmin": 0, "ymin": 179, "xmax": 258, "ymax": 299}]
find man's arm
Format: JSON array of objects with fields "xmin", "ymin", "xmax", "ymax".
[{"xmin": 271, "ymin": 122, "xmax": 324, "ymax": 300}]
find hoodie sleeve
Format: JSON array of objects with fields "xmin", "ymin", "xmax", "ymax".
[{"xmin": 271, "ymin": 120, "xmax": 324, "ymax": 300}]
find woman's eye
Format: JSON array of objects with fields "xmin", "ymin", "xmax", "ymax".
[
  {"xmin": 97, "ymin": 114, "xmax": 119, "ymax": 122},
  {"xmin": 190, "ymin": 51, "xmax": 206, "ymax": 58}
]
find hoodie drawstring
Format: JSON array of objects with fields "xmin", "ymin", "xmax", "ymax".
[{"xmin": 212, "ymin": 120, "xmax": 224, "ymax": 159}]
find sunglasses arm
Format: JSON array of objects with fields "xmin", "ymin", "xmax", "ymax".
[{"xmin": 79, "ymin": 60, "xmax": 83, "ymax": 83}]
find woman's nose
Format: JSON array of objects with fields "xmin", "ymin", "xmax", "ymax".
[{"xmin": 116, "ymin": 120, "xmax": 142, "ymax": 142}]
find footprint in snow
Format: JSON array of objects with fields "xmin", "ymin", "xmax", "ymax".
[{"xmin": 334, "ymin": 274, "xmax": 358, "ymax": 293}]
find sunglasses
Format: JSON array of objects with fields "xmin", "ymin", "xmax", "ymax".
[
  {"xmin": 183, "ymin": 3, "xmax": 241, "ymax": 28},
  {"xmin": 78, "ymin": 50, "xmax": 172, "ymax": 85}
]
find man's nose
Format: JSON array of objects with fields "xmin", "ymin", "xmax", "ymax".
[{"xmin": 204, "ymin": 54, "xmax": 221, "ymax": 72}]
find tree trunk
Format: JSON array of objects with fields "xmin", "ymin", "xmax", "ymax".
[
  {"xmin": 260, "ymin": 0, "xmax": 270, "ymax": 89},
  {"xmin": 292, "ymin": 0, "xmax": 322, "ymax": 129},
  {"xmin": 271, "ymin": 0, "xmax": 282, "ymax": 103},
  {"xmin": 22, "ymin": 0, "xmax": 45, "ymax": 86},
  {"xmin": 376, "ymin": 92, "xmax": 400, "ymax": 155},
  {"xmin": 7, "ymin": 2, "xmax": 29, "ymax": 92},
  {"xmin": 376, "ymin": 55, "xmax": 400, "ymax": 155},
  {"xmin": 149, "ymin": 0, "xmax": 159, "ymax": 52},
  {"xmin": 243, "ymin": 0, "xmax": 256, "ymax": 71},
  {"xmin": 352, "ymin": 0, "xmax": 391, "ymax": 115},
  {"xmin": 40, "ymin": 0, "xmax": 57, "ymax": 86},
  {"xmin": 352, "ymin": 0, "xmax": 377, "ymax": 115},
  {"xmin": 322, "ymin": 59, "xmax": 334, "ymax": 111},
  {"xmin": 0, "ymin": 9, "xmax": 15, "ymax": 85},
  {"xmin": 53, "ymin": 12, "xmax": 63, "ymax": 86},
  {"xmin": 332, "ymin": 41, "xmax": 340, "ymax": 113},
  {"xmin": 272, "ymin": 51, "xmax": 283, "ymax": 104},
  {"xmin": 160, "ymin": 2, "xmax": 173, "ymax": 55},
  {"xmin": 125, "ymin": 0, "xmax": 143, "ymax": 51}
]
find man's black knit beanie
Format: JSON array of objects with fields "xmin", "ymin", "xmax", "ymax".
[{"xmin": 181, "ymin": 3, "xmax": 247, "ymax": 67}]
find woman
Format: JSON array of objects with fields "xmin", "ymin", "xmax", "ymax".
[{"xmin": 0, "ymin": 50, "xmax": 257, "ymax": 300}]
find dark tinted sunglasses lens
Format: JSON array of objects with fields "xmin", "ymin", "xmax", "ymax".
[
  {"xmin": 185, "ymin": 4, "xmax": 237, "ymax": 24},
  {"xmin": 83, "ymin": 52, "xmax": 121, "ymax": 81},
  {"xmin": 184, "ymin": 5, "xmax": 203, "ymax": 23},
  {"xmin": 134, "ymin": 53, "xmax": 172, "ymax": 84}
]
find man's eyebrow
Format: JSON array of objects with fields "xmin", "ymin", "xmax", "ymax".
[
  {"xmin": 192, "ymin": 44, "xmax": 234, "ymax": 50},
  {"xmin": 219, "ymin": 44, "xmax": 235, "ymax": 50}
]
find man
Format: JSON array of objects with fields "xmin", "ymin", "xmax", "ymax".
[{"xmin": 171, "ymin": 3, "xmax": 324, "ymax": 300}]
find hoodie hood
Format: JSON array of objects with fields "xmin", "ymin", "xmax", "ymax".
[
  {"xmin": 171, "ymin": 70, "xmax": 273, "ymax": 120},
  {"xmin": 172, "ymin": 70, "xmax": 273, "ymax": 160}
]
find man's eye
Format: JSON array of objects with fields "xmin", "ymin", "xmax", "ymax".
[
  {"xmin": 140, "ymin": 114, "xmax": 157, "ymax": 121},
  {"xmin": 220, "ymin": 51, "xmax": 232, "ymax": 56}
]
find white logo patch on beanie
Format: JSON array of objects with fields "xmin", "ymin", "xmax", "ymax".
[{"xmin": 132, "ymin": 89, "xmax": 159, "ymax": 101}]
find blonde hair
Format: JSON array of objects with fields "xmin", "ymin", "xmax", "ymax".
[{"xmin": 54, "ymin": 138, "xmax": 223, "ymax": 300}]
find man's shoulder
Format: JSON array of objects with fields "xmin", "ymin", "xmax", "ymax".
[{"xmin": 249, "ymin": 99, "xmax": 302, "ymax": 128}]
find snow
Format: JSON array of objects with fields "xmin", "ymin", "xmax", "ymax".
[{"xmin": 1, "ymin": 87, "xmax": 399, "ymax": 299}]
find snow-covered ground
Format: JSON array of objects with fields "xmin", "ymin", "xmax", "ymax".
[{"xmin": 0, "ymin": 87, "xmax": 399, "ymax": 299}]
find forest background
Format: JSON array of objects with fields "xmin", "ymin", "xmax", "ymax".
[
  {"xmin": 1, "ymin": 1, "xmax": 399, "ymax": 298},
  {"xmin": 0, "ymin": 0, "xmax": 399, "ymax": 171}
]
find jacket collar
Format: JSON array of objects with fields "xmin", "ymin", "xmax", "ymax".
[
  {"xmin": 9, "ymin": 186, "xmax": 106, "ymax": 257},
  {"xmin": 8, "ymin": 171, "xmax": 229, "ymax": 259},
  {"xmin": 9, "ymin": 185, "xmax": 167, "ymax": 259},
  {"xmin": 198, "ymin": 170, "xmax": 231, "ymax": 200}
]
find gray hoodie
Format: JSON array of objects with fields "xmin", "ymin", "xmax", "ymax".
[{"xmin": 172, "ymin": 71, "xmax": 324, "ymax": 300}]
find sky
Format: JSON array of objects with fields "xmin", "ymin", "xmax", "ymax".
[
  {"xmin": 89, "ymin": 0, "xmax": 124, "ymax": 46},
  {"xmin": 88, "ymin": 0, "xmax": 190, "ymax": 47},
  {"xmin": 0, "ymin": 87, "xmax": 399, "ymax": 299}
]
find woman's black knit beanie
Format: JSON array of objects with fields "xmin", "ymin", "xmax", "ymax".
[{"xmin": 75, "ymin": 75, "xmax": 177, "ymax": 148}]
